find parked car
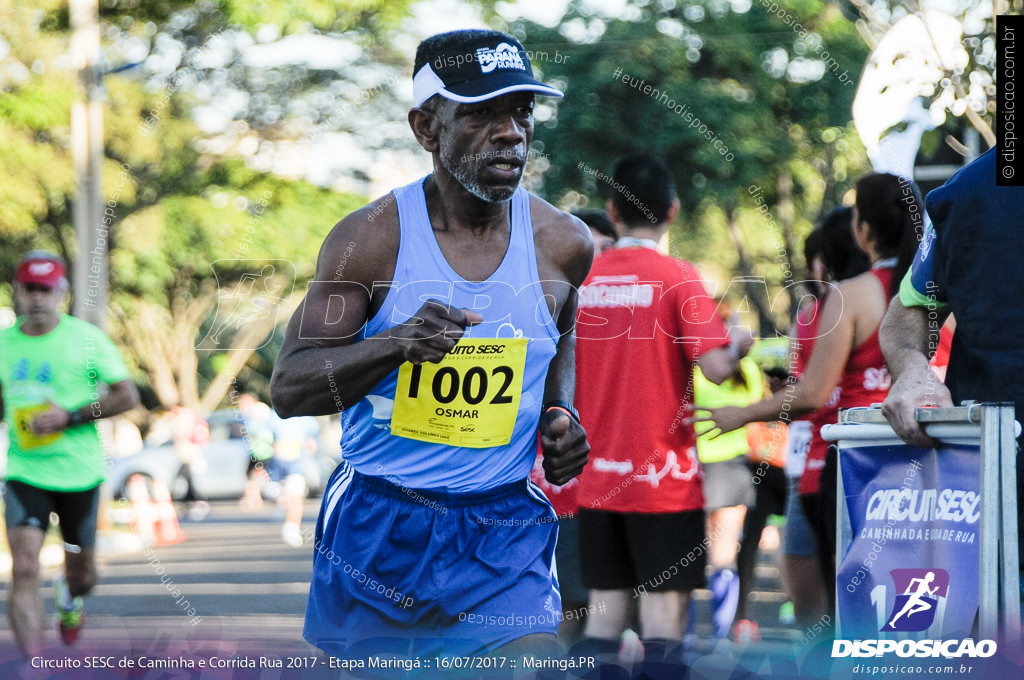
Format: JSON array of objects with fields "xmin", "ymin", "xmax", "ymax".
[{"xmin": 106, "ymin": 410, "xmax": 337, "ymax": 501}]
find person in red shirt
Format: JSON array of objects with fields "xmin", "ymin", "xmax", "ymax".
[
  {"xmin": 695, "ymin": 173, "xmax": 922, "ymax": 618},
  {"xmin": 574, "ymin": 155, "xmax": 735, "ymax": 650},
  {"xmin": 529, "ymin": 208, "xmax": 617, "ymax": 644},
  {"xmin": 776, "ymin": 210, "xmax": 870, "ymax": 628}
]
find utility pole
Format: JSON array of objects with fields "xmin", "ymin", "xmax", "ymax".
[{"xmin": 70, "ymin": 0, "xmax": 106, "ymax": 329}]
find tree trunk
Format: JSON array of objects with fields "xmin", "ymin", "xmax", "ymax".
[
  {"xmin": 112, "ymin": 300, "xmax": 180, "ymax": 407},
  {"xmin": 725, "ymin": 206, "xmax": 778, "ymax": 336},
  {"xmin": 776, "ymin": 172, "xmax": 800, "ymax": 322},
  {"xmin": 197, "ymin": 286, "xmax": 304, "ymax": 415}
]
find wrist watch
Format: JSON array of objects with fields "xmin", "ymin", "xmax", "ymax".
[
  {"xmin": 542, "ymin": 400, "xmax": 580, "ymax": 423},
  {"xmin": 67, "ymin": 408, "xmax": 89, "ymax": 427}
]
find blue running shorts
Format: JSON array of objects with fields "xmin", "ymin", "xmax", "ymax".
[{"xmin": 303, "ymin": 461, "xmax": 561, "ymax": 659}]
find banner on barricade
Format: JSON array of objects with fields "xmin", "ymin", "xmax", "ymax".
[{"xmin": 838, "ymin": 443, "xmax": 980, "ymax": 640}]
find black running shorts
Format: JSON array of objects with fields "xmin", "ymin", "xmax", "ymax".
[
  {"xmin": 4, "ymin": 480, "xmax": 100, "ymax": 549},
  {"xmin": 578, "ymin": 508, "xmax": 706, "ymax": 592}
]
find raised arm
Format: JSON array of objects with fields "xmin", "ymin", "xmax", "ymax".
[
  {"xmin": 537, "ymin": 208, "xmax": 593, "ymax": 485},
  {"xmin": 270, "ymin": 203, "xmax": 481, "ymax": 418},
  {"xmin": 694, "ymin": 279, "xmax": 857, "ymax": 435}
]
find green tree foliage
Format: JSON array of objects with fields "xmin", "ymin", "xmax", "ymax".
[
  {"xmin": 109, "ymin": 161, "xmax": 361, "ymax": 413},
  {"xmin": 513, "ymin": 0, "xmax": 870, "ymax": 333},
  {"xmin": 0, "ymin": 0, "xmax": 78, "ymax": 288},
  {"xmin": 844, "ymin": 0, "xmax": 998, "ymax": 148},
  {"xmin": 0, "ymin": 0, "xmax": 366, "ymax": 412}
]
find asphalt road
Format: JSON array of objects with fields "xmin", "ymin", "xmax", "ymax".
[
  {"xmin": 0, "ymin": 500, "xmax": 324, "ymax": 671},
  {"xmin": 0, "ymin": 500, "xmax": 805, "ymax": 678}
]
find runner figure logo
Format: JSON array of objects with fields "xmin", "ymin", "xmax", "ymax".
[{"xmin": 881, "ymin": 568, "xmax": 950, "ymax": 632}]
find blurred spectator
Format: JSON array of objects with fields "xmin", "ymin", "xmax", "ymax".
[
  {"xmin": 573, "ymin": 209, "xmax": 619, "ymax": 259},
  {"xmin": 574, "ymin": 154, "xmax": 735, "ymax": 652},
  {"xmin": 697, "ymin": 174, "xmax": 923, "ymax": 621},
  {"xmin": 733, "ymin": 339, "xmax": 790, "ymax": 641},
  {"xmin": 268, "ymin": 412, "xmax": 319, "ymax": 547},
  {"xmin": 170, "ymin": 405, "xmax": 211, "ymax": 522},
  {"xmin": 692, "ymin": 326, "xmax": 762, "ymax": 641},
  {"xmin": 236, "ymin": 392, "xmax": 274, "ymax": 510}
]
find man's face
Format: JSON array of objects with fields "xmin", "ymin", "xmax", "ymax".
[
  {"xmin": 435, "ymin": 93, "xmax": 535, "ymax": 203},
  {"xmin": 14, "ymin": 282, "xmax": 64, "ymax": 326}
]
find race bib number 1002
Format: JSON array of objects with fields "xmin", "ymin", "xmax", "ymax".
[{"xmin": 391, "ymin": 338, "xmax": 528, "ymax": 448}]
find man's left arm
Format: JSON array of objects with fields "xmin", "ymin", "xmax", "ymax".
[
  {"xmin": 880, "ymin": 229, "xmax": 952, "ymax": 448},
  {"xmin": 32, "ymin": 329, "xmax": 141, "ymax": 434},
  {"xmin": 538, "ymin": 214, "xmax": 593, "ymax": 485},
  {"xmin": 33, "ymin": 380, "xmax": 140, "ymax": 434},
  {"xmin": 540, "ymin": 295, "xmax": 589, "ymax": 485},
  {"xmin": 80, "ymin": 379, "xmax": 141, "ymax": 423}
]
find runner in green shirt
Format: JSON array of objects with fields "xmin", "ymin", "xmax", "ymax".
[{"xmin": 0, "ymin": 251, "xmax": 139, "ymax": 654}]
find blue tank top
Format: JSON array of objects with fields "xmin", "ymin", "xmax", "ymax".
[{"xmin": 339, "ymin": 177, "xmax": 560, "ymax": 492}]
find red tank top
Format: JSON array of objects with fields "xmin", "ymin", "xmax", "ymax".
[
  {"xmin": 800, "ymin": 267, "xmax": 893, "ymax": 495},
  {"xmin": 793, "ymin": 299, "xmax": 821, "ymax": 377}
]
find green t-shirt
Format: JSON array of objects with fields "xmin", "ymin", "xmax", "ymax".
[
  {"xmin": 0, "ymin": 314, "xmax": 130, "ymax": 491},
  {"xmin": 693, "ymin": 356, "xmax": 764, "ymax": 464}
]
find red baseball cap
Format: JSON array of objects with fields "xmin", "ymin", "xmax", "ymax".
[{"xmin": 17, "ymin": 251, "xmax": 66, "ymax": 289}]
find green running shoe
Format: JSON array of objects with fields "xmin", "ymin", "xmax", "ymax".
[{"xmin": 55, "ymin": 577, "xmax": 85, "ymax": 645}]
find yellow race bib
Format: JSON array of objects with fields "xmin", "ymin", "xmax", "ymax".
[
  {"xmin": 13, "ymin": 404, "xmax": 61, "ymax": 450},
  {"xmin": 391, "ymin": 338, "xmax": 528, "ymax": 447}
]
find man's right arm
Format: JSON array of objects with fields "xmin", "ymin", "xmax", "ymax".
[
  {"xmin": 695, "ymin": 347, "xmax": 737, "ymax": 386},
  {"xmin": 270, "ymin": 206, "xmax": 480, "ymax": 418},
  {"xmin": 879, "ymin": 298, "xmax": 952, "ymax": 448}
]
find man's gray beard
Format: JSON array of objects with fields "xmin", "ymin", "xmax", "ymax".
[{"xmin": 438, "ymin": 142, "xmax": 518, "ymax": 204}]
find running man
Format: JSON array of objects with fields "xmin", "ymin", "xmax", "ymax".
[
  {"xmin": 0, "ymin": 251, "xmax": 140, "ymax": 653},
  {"xmin": 888, "ymin": 572, "xmax": 938, "ymax": 628},
  {"xmin": 271, "ymin": 30, "xmax": 592, "ymax": 658},
  {"xmin": 573, "ymin": 155, "xmax": 735, "ymax": 653}
]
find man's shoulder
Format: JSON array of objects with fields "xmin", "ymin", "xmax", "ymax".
[
  {"xmin": 527, "ymin": 193, "xmax": 593, "ymax": 285},
  {"xmin": 330, "ymin": 192, "xmax": 401, "ymax": 242},
  {"xmin": 927, "ymin": 148, "xmax": 1003, "ymax": 220},
  {"xmin": 528, "ymin": 193, "xmax": 590, "ymax": 245},
  {"xmin": 317, "ymin": 191, "xmax": 402, "ymax": 277}
]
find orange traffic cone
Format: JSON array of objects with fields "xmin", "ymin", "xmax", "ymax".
[
  {"xmin": 151, "ymin": 479, "xmax": 186, "ymax": 545},
  {"xmin": 128, "ymin": 474, "xmax": 157, "ymax": 546}
]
